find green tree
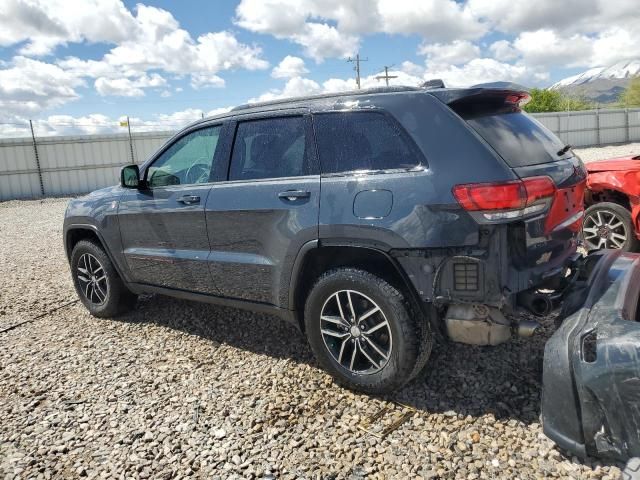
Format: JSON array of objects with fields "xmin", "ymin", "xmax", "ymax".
[
  {"xmin": 620, "ymin": 76, "xmax": 640, "ymax": 107},
  {"xmin": 523, "ymin": 88, "xmax": 592, "ymax": 113}
]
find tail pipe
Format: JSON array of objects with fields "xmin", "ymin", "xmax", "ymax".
[{"xmin": 517, "ymin": 289, "xmax": 563, "ymax": 317}]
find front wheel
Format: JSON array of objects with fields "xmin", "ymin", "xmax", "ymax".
[
  {"xmin": 583, "ymin": 202, "xmax": 640, "ymax": 252},
  {"xmin": 70, "ymin": 240, "xmax": 137, "ymax": 317},
  {"xmin": 304, "ymin": 268, "xmax": 432, "ymax": 394}
]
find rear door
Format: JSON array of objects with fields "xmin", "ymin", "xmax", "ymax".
[
  {"xmin": 312, "ymin": 110, "xmax": 425, "ymax": 245},
  {"xmin": 205, "ymin": 112, "xmax": 320, "ymax": 307},
  {"xmin": 118, "ymin": 125, "xmax": 224, "ymax": 294}
]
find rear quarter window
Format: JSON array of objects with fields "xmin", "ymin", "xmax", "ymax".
[
  {"xmin": 463, "ymin": 111, "xmax": 570, "ymax": 168},
  {"xmin": 313, "ymin": 111, "xmax": 422, "ymax": 174}
]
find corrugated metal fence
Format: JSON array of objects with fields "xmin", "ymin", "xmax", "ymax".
[
  {"xmin": 0, "ymin": 130, "xmax": 172, "ymax": 201},
  {"xmin": 1, "ymin": 108, "xmax": 639, "ymax": 201},
  {"xmin": 533, "ymin": 107, "xmax": 640, "ymax": 147}
]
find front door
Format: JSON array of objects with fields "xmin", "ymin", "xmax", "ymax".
[
  {"xmin": 205, "ymin": 114, "xmax": 320, "ymax": 307},
  {"xmin": 118, "ymin": 125, "xmax": 223, "ymax": 294}
]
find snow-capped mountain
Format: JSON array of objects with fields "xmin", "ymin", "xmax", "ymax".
[{"xmin": 550, "ymin": 60, "xmax": 640, "ymax": 103}]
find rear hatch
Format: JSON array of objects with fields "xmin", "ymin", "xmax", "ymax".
[{"xmin": 433, "ymin": 88, "xmax": 586, "ymax": 276}]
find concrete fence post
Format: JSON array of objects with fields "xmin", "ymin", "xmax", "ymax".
[
  {"xmin": 29, "ymin": 120, "xmax": 45, "ymax": 197},
  {"xmin": 625, "ymin": 108, "xmax": 630, "ymax": 143}
]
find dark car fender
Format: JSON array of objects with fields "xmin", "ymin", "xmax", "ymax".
[{"xmin": 286, "ymin": 239, "xmax": 441, "ymax": 335}]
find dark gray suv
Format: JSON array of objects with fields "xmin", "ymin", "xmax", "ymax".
[{"xmin": 64, "ymin": 86, "xmax": 586, "ymax": 393}]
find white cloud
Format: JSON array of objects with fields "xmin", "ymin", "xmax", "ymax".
[
  {"xmin": 251, "ymin": 67, "xmax": 424, "ymax": 103},
  {"xmin": 467, "ymin": 0, "xmax": 597, "ymax": 33},
  {"xmin": 468, "ymin": 0, "xmax": 640, "ymax": 35},
  {"xmin": 504, "ymin": 27, "xmax": 640, "ymax": 70},
  {"xmin": 272, "ymin": 56, "xmax": 309, "ymax": 79},
  {"xmin": 488, "ymin": 40, "xmax": 519, "ymax": 62},
  {"xmin": 190, "ymin": 72, "xmax": 225, "ymax": 89},
  {"xmin": 235, "ymin": 0, "xmax": 485, "ymax": 61},
  {"xmin": 375, "ymin": 0, "xmax": 486, "ymax": 40},
  {"xmin": 1, "ymin": 1, "xmax": 268, "ymax": 103},
  {"xmin": 423, "ymin": 58, "xmax": 548, "ymax": 87},
  {"xmin": 589, "ymin": 28, "xmax": 640, "ymax": 67},
  {"xmin": 419, "ymin": 40, "xmax": 480, "ymax": 66},
  {"xmin": 0, "ymin": 107, "xmax": 237, "ymax": 138},
  {"xmin": 292, "ymin": 23, "xmax": 359, "ymax": 61},
  {"xmin": 0, "ymin": 0, "xmax": 136, "ymax": 55},
  {"xmin": 250, "ymin": 76, "xmax": 322, "ymax": 102},
  {"xmin": 513, "ymin": 30, "xmax": 593, "ymax": 68},
  {"xmin": 95, "ymin": 73, "xmax": 166, "ymax": 97},
  {"xmin": 0, "ymin": 56, "xmax": 84, "ymax": 118}
]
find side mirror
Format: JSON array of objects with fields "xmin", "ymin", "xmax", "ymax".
[{"xmin": 120, "ymin": 164, "xmax": 140, "ymax": 188}]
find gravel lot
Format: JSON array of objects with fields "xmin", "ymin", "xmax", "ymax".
[
  {"xmin": 576, "ymin": 142, "xmax": 640, "ymax": 163},
  {"xmin": 0, "ymin": 142, "xmax": 630, "ymax": 480}
]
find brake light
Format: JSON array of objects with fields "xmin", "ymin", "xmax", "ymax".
[
  {"xmin": 453, "ymin": 176, "xmax": 555, "ymax": 221},
  {"xmin": 505, "ymin": 92, "xmax": 531, "ymax": 107}
]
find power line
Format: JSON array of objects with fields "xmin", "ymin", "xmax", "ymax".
[{"xmin": 347, "ymin": 53, "xmax": 368, "ymax": 89}]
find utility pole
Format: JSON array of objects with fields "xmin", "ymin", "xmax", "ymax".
[
  {"xmin": 375, "ymin": 66, "xmax": 398, "ymax": 87},
  {"xmin": 347, "ymin": 53, "xmax": 368, "ymax": 89}
]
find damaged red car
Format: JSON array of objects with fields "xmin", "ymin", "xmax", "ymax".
[{"xmin": 583, "ymin": 155, "xmax": 640, "ymax": 252}]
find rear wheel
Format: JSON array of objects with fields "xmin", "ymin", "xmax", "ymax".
[
  {"xmin": 583, "ymin": 202, "xmax": 640, "ymax": 252},
  {"xmin": 304, "ymin": 268, "xmax": 432, "ymax": 394},
  {"xmin": 70, "ymin": 240, "xmax": 137, "ymax": 317}
]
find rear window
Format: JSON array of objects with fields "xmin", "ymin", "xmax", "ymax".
[
  {"xmin": 313, "ymin": 111, "xmax": 421, "ymax": 174},
  {"xmin": 461, "ymin": 111, "xmax": 570, "ymax": 168}
]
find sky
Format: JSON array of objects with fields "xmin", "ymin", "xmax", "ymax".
[{"xmin": 0, "ymin": 0, "xmax": 639, "ymax": 138}]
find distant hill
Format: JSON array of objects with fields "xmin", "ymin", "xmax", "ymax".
[{"xmin": 550, "ymin": 60, "xmax": 640, "ymax": 104}]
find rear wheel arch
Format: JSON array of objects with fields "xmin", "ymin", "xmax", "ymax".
[{"xmin": 289, "ymin": 244, "xmax": 423, "ymax": 330}]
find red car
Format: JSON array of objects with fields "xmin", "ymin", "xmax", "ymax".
[{"xmin": 583, "ymin": 154, "xmax": 640, "ymax": 252}]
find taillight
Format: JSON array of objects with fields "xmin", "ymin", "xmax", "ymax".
[{"xmin": 453, "ymin": 176, "xmax": 555, "ymax": 221}]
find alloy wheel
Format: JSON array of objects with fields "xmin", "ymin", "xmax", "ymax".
[
  {"xmin": 77, "ymin": 253, "xmax": 108, "ymax": 305},
  {"xmin": 583, "ymin": 210, "xmax": 628, "ymax": 250},
  {"xmin": 320, "ymin": 290, "xmax": 392, "ymax": 375}
]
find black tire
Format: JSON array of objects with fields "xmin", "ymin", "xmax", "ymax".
[
  {"xmin": 304, "ymin": 268, "xmax": 432, "ymax": 394},
  {"xmin": 70, "ymin": 240, "xmax": 137, "ymax": 317},
  {"xmin": 583, "ymin": 202, "xmax": 640, "ymax": 252}
]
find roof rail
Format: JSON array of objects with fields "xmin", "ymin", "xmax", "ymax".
[{"xmin": 230, "ymin": 85, "xmax": 422, "ymax": 112}]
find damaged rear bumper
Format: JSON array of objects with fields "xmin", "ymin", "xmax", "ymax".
[{"xmin": 542, "ymin": 250, "xmax": 640, "ymax": 462}]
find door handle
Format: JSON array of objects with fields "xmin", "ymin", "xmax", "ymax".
[
  {"xmin": 278, "ymin": 190, "xmax": 311, "ymax": 201},
  {"xmin": 177, "ymin": 195, "xmax": 200, "ymax": 205}
]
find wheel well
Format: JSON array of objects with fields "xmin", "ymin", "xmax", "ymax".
[
  {"xmin": 586, "ymin": 188, "xmax": 631, "ymax": 211},
  {"xmin": 65, "ymin": 228, "xmax": 102, "ymax": 259},
  {"xmin": 293, "ymin": 246, "xmax": 414, "ymax": 319}
]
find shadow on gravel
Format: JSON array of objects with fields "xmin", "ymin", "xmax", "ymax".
[{"xmin": 117, "ymin": 294, "xmax": 551, "ymax": 426}]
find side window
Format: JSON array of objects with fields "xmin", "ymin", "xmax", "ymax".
[
  {"xmin": 229, "ymin": 116, "xmax": 310, "ymax": 181},
  {"xmin": 313, "ymin": 111, "xmax": 420, "ymax": 174},
  {"xmin": 147, "ymin": 126, "xmax": 221, "ymax": 188}
]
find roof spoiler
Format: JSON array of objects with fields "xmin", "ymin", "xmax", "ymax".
[{"xmin": 429, "ymin": 88, "xmax": 532, "ymax": 108}]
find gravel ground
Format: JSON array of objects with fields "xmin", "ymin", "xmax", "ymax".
[
  {"xmin": 575, "ymin": 142, "xmax": 640, "ymax": 163},
  {"xmin": 0, "ymin": 143, "xmax": 628, "ymax": 480}
]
